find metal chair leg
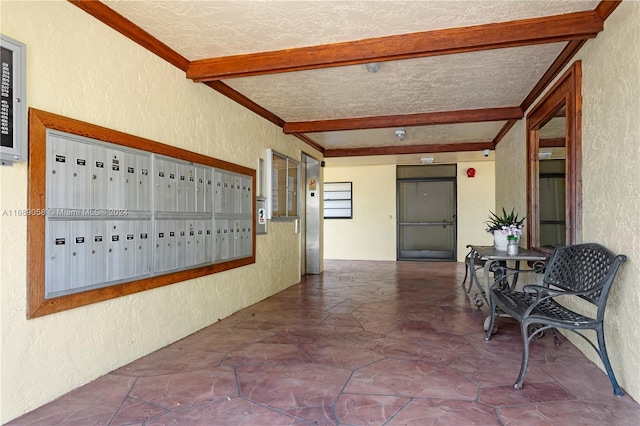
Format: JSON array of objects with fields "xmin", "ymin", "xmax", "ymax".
[
  {"xmin": 514, "ymin": 321, "xmax": 532, "ymax": 390},
  {"xmin": 484, "ymin": 296, "xmax": 497, "ymax": 341},
  {"xmin": 597, "ymin": 325, "xmax": 624, "ymax": 396},
  {"xmin": 462, "ymin": 259, "xmax": 469, "ymax": 288}
]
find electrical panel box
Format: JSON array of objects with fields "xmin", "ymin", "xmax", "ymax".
[{"xmin": 43, "ymin": 130, "xmax": 253, "ymax": 299}]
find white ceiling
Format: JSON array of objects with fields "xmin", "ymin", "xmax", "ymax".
[{"xmin": 97, "ymin": 0, "xmax": 602, "ymax": 165}]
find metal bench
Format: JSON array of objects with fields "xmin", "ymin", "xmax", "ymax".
[{"xmin": 485, "ymin": 243, "xmax": 627, "ymax": 396}]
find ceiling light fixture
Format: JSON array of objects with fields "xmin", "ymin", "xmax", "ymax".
[
  {"xmin": 365, "ymin": 62, "xmax": 381, "ymax": 73},
  {"xmin": 394, "ymin": 129, "xmax": 406, "ymax": 141},
  {"xmin": 421, "ymin": 157, "xmax": 434, "ymax": 164}
]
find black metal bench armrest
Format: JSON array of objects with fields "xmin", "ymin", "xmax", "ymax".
[
  {"xmin": 523, "ymin": 283, "xmax": 604, "ymax": 299},
  {"xmin": 520, "ymin": 283, "xmax": 604, "ymax": 318}
]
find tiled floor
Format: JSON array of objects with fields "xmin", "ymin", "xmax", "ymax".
[{"xmin": 10, "ymin": 260, "xmax": 640, "ymax": 425}]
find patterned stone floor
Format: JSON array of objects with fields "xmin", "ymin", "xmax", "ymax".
[{"xmin": 9, "ymin": 260, "xmax": 640, "ymax": 425}]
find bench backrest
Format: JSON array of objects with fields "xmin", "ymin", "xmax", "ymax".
[{"xmin": 543, "ymin": 243, "xmax": 627, "ymax": 312}]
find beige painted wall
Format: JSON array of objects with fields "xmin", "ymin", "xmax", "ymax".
[
  {"xmin": 456, "ymin": 161, "xmax": 495, "ymax": 260},
  {"xmin": 0, "ymin": 1, "xmax": 319, "ymax": 422},
  {"xmin": 324, "ymin": 161, "xmax": 495, "ymax": 262},
  {"xmin": 495, "ymin": 1, "xmax": 640, "ymax": 401},
  {"xmin": 323, "ymin": 165, "xmax": 397, "ymax": 260},
  {"xmin": 494, "ymin": 119, "xmax": 529, "ymax": 244}
]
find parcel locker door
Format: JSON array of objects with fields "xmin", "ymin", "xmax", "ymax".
[
  {"xmin": 214, "ymin": 219, "xmax": 228, "ymax": 262},
  {"xmin": 174, "ymin": 220, "xmax": 185, "ymax": 269},
  {"xmin": 213, "ymin": 170, "xmax": 223, "ymax": 214},
  {"xmin": 72, "ymin": 142, "xmax": 91, "ymax": 210},
  {"xmin": 123, "ymin": 152, "xmax": 138, "ymax": 211},
  {"xmin": 229, "ymin": 221, "xmax": 237, "ymax": 258},
  {"xmin": 122, "ymin": 221, "xmax": 136, "ymax": 279},
  {"xmin": 89, "ymin": 221, "xmax": 107, "ymax": 286},
  {"xmin": 154, "ymin": 220, "xmax": 167, "ymax": 273},
  {"xmin": 137, "ymin": 156, "xmax": 151, "ymax": 212},
  {"xmin": 107, "ymin": 150, "xmax": 124, "ymax": 210},
  {"xmin": 213, "ymin": 220, "xmax": 221, "ymax": 262},
  {"xmin": 167, "ymin": 220, "xmax": 178, "ymax": 271},
  {"xmin": 194, "ymin": 221, "xmax": 205, "ymax": 266},
  {"xmin": 136, "ymin": 220, "xmax": 151, "ymax": 277},
  {"xmin": 235, "ymin": 220, "xmax": 244, "ymax": 258},
  {"xmin": 155, "ymin": 220, "xmax": 176, "ymax": 272},
  {"xmin": 203, "ymin": 168, "xmax": 212, "ymax": 213},
  {"xmin": 107, "ymin": 221, "xmax": 124, "ymax": 282},
  {"xmin": 47, "ymin": 135, "xmax": 72, "ymax": 209},
  {"xmin": 91, "ymin": 144, "xmax": 108, "ymax": 210},
  {"xmin": 69, "ymin": 220, "xmax": 91, "ymax": 291},
  {"xmin": 185, "ymin": 221, "xmax": 196, "ymax": 267},
  {"xmin": 186, "ymin": 165, "xmax": 197, "ymax": 213},
  {"xmin": 154, "ymin": 158, "xmax": 167, "ymax": 212},
  {"xmin": 247, "ymin": 220, "xmax": 253, "ymax": 257},
  {"xmin": 196, "ymin": 167, "xmax": 206, "ymax": 213},
  {"xmin": 233, "ymin": 175, "xmax": 242, "ymax": 214},
  {"xmin": 222, "ymin": 173, "xmax": 232, "ymax": 214},
  {"xmin": 242, "ymin": 176, "xmax": 252, "ymax": 214},
  {"xmin": 176, "ymin": 163, "xmax": 187, "ymax": 213},
  {"xmin": 165, "ymin": 160, "xmax": 178, "ymax": 212},
  {"xmin": 46, "ymin": 220, "xmax": 71, "ymax": 296},
  {"xmin": 242, "ymin": 219, "xmax": 252, "ymax": 257},
  {"xmin": 204, "ymin": 222, "xmax": 213, "ymax": 263}
]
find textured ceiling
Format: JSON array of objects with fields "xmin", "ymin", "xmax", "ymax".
[
  {"xmin": 312, "ymin": 122, "xmax": 507, "ymax": 149},
  {"xmin": 105, "ymin": 0, "xmax": 599, "ymax": 60},
  {"xmin": 96, "ymin": 0, "xmax": 603, "ymax": 163},
  {"xmin": 225, "ymin": 43, "xmax": 567, "ymax": 121}
]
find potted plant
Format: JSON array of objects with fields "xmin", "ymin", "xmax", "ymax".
[{"xmin": 485, "ymin": 208, "xmax": 525, "ymax": 251}]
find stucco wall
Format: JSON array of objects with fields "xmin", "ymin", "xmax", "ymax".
[
  {"xmin": 495, "ymin": 1, "xmax": 640, "ymax": 401},
  {"xmin": 456, "ymin": 161, "xmax": 495, "ymax": 259},
  {"xmin": 323, "ymin": 165, "xmax": 397, "ymax": 260},
  {"xmin": 324, "ymin": 161, "xmax": 495, "ymax": 262},
  {"xmin": 0, "ymin": 1, "xmax": 317, "ymax": 422},
  {"xmin": 494, "ymin": 119, "xmax": 528, "ymax": 244},
  {"xmin": 574, "ymin": 0, "xmax": 640, "ymax": 401}
]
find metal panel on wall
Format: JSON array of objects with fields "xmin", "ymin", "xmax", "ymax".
[
  {"xmin": 41, "ymin": 132, "xmax": 254, "ymax": 299},
  {"xmin": 29, "ymin": 110, "xmax": 256, "ymax": 318}
]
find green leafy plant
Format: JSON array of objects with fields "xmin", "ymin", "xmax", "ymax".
[{"xmin": 485, "ymin": 207, "xmax": 525, "ymax": 232}]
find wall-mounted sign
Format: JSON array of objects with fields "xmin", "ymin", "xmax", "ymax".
[
  {"xmin": 1, "ymin": 34, "xmax": 26, "ymax": 166},
  {"xmin": 256, "ymin": 197, "xmax": 267, "ymax": 234}
]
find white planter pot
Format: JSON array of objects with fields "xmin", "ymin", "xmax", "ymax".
[{"xmin": 493, "ymin": 230, "xmax": 509, "ymax": 251}]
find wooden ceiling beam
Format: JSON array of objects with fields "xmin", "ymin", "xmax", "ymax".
[
  {"xmin": 205, "ymin": 81, "xmax": 285, "ymax": 128},
  {"xmin": 292, "ymin": 134, "xmax": 326, "ymax": 154},
  {"xmin": 595, "ymin": 0, "xmax": 622, "ymax": 20},
  {"xmin": 540, "ymin": 137, "xmax": 566, "ymax": 148},
  {"xmin": 283, "ymin": 107, "xmax": 522, "ymax": 134},
  {"xmin": 187, "ymin": 11, "xmax": 603, "ymax": 82},
  {"xmin": 324, "ymin": 142, "xmax": 495, "ymax": 158},
  {"xmin": 493, "ymin": 1, "xmax": 620, "ymax": 146}
]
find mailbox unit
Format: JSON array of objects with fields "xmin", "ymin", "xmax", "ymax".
[{"xmin": 42, "ymin": 129, "xmax": 253, "ymax": 300}]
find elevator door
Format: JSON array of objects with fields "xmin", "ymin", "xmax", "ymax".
[
  {"xmin": 302, "ymin": 153, "xmax": 321, "ymax": 274},
  {"xmin": 397, "ymin": 179, "xmax": 456, "ymax": 260}
]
